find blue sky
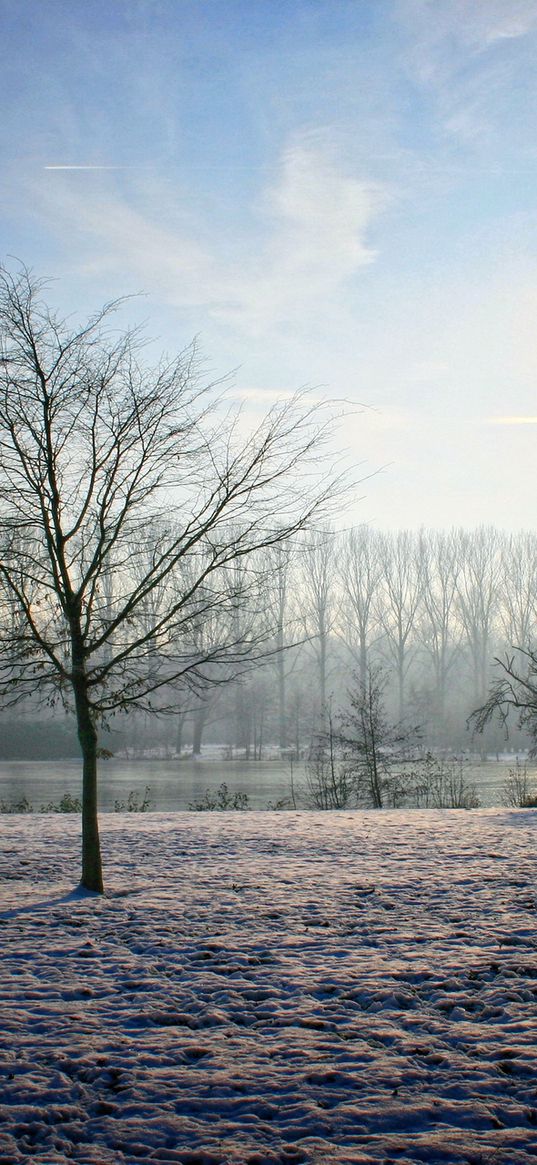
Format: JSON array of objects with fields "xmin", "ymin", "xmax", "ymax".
[{"xmin": 2, "ymin": 0, "xmax": 537, "ymax": 528}]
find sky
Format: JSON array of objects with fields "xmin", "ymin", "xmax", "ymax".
[{"xmin": 2, "ymin": 0, "xmax": 537, "ymax": 530}]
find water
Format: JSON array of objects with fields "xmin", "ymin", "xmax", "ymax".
[
  {"xmin": 0, "ymin": 755, "xmax": 535, "ymax": 811},
  {"xmin": 0, "ymin": 757, "xmax": 297, "ymax": 812}
]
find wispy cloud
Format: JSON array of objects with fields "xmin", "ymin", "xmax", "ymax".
[
  {"xmin": 31, "ymin": 134, "xmax": 386, "ymax": 337},
  {"xmin": 472, "ymin": 1, "xmax": 537, "ymax": 45},
  {"xmin": 33, "ymin": 170, "xmax": 216, "ymax": 305},
  {"xmin": 397, "ymin": 0, "xmax": 537, "ymax": 64},
  {"xmin": 396, "ymin": 0, "xmax": 537, "ymax": 145},
  {"xmin": 212, "ymin": 135, "xmax": 386, "ymax": 333}
]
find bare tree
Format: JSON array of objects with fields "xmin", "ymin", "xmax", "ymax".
[
  {"xmin": 501, "ymin": 762, "xmax": 537, "ymax": 808},
  {"xmin": 471, "ymin": 645, "xmax": 537, "ymax": 745},
  {"xmin": 377, "ymin": 530, "xmax": 422, "ymax": 721},
  {"xmin": 416, "ymin": 529, "xmax": 462, "ymax": 732},
  {"xmin": 339, "ymin": 525, "xmax": 383, "ymax": 687},
  {"xmin": 261, "ymin": 540, "xmax": 301, "ymax": 752},
  {"xmin": 498, "ymin": 531, "xmax": 537, "ymax": 650},
  {"xmin": 470, "ymin": 532, "xmax": 537, "ymax": 758},
  {"xmin": 0, "ymin": 264, "xmax": 343, "ymax": 891},
  {"xmin": 221, "ymin": 550, "xmax": 266, "ymax": 756},
  {"xmin": 305, "ymin": 703, "xmax": 353, "ymax": 809},
  {"xmin": 455, "ymin": 526, "xmax": 501, "ymax": 707},
  {"xmin": 339, "ymin": 666, "xmax": 420, "ymax": 808},
  {"xmin": 301, "ymin": 526, "xmax": 337, "ymax": 722}
]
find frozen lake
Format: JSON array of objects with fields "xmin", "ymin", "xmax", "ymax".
[{"xmin": 0, "ymin": 754, "xmax": 535, "ymax": 811}]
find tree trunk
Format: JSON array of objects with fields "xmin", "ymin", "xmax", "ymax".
[
  {"xmin": 70, "ymin": 616, "xmax": 104, "ymax": 894},
  {"xmin": 74, "ymin": 681, "xmax": 103, "ymax": 893},
  {"xmin": 256, "ymin": 705, "xmax": 264, "ymax": 761},
  {"xmin": 359, "ymin": 630, "xmax": 367, "ymax": 690},
  {"xmin": 192, "ymin": 704, "xmax": 207, "ymax": 756},
  {"xmin": 175, "ymin": 712, "xmax": 185, "ymax": 757},
  {"xmin": 277, "ymin": 645, "xmax": 286, "ymax": 751},
  {"xmin": 234, "ymin": 687, "xmax": 251, "ymax": 756},
  {"xmin": 80, "ymin": 727, "xmax": 103, "ymax": 893},
  {"xmin": 319, "ymin": 628, "xmax": 327, "ymax": 723},
  {"xmin": 397, "ymin": 651, "xmax": 405, "ymax": 723}
]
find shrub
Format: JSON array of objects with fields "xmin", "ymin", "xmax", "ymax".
[
  {"xmin": 0, "ymin": 794, "xmax": 33, "ymax": 813},
  {"xmin": 40, "ymin": 792, "xmax": 82, "ymax": 812},
  {"xmin": 113, "ymin": 786, "xmax": 153, "ymax": 812},
  {"xmin": 405, "ymin": 753, "xmax": 480, "ymax": 809},
  {"xmin": 189, "ymin": 782, "xmax": 249, "ymax": 811},
  {"xmin": 1, "ymin": 792, "xmax": 83, "ymax": 812},
  {"xmin": 501, "ymin": 763, "xmax": 537, "ymax": 808}
]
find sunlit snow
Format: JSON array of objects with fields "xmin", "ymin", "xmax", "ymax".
[{"xmin": 1, "ymin": 809, "xmax": 537, "ymax": 1163}]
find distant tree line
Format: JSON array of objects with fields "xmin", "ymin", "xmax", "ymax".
[
  {"xmin": 143, "ymin": 524, "xmax": 536, "ymax": 758},
  {"xmin": 23, "ymin": 522, "xmax": 528, "ymax": 762}
]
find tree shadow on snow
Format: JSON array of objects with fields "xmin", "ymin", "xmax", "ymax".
[{"xmin": 0, "ymin": 885, "xmax": 101, "ymax": 919}]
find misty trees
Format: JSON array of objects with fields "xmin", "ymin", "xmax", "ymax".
[
  {"xmin": 498, "ymin": 532, "xmax": 537, "ymax": 650},
  {"xmin": 417, "ymin": 529, "xmax": 461, "ymax": 734},
  {"xmin": 455, "ymin": 527, "xmax": 501, "ymax": 708},
  {"xmin": 471, "ymin": 532, "xmax": 537, "ymax": 753},
  {"xmin": 224, "ymin": 527, "xmax": 537, "ymax": 758},
  {"xmin": 339, "ymin": 526, "xmax": 383, "ymax": 687},
  {"xmin": 263, "ymin": 541, "xmax": 296, "ymax": 752},
  {"xmin": 377, "ymin": 531, "xmax": 422, "ymax": 721},
  {"xmin": 0, "ymin": 264, "xmax": 342, "ymax": 892},
  {"xmin": 301, "ymin": 527, "xmax": 337, "ymax": 719},
  {"xmin": 316, "ymin": 525, "xmax": 532, "ymax": 754}
]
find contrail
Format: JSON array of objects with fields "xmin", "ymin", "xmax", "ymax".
[{"xmin": 44, "ymin": 165, "xmax": 127, "ymax": 171}]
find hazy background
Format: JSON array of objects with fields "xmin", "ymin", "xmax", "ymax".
[{"xmin": 2, "ymin": 0, "xmax": 537, "ymax": 530}]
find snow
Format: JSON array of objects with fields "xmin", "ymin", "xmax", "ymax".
[{"xmin": 1, "ymin": 809, "xmax": 537, "ymax": 1164}]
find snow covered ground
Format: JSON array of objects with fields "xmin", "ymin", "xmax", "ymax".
[{"xmin": 1, "ymin": 809, "xmax": 537, "ymax": 1164}]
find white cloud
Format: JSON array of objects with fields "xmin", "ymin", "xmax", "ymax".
[
  {"xmin": 267, "ymin": 140, "xmax": 378, "ymax": 277},
  {"xmin": 211, "ymin": 137, "xmax": 385, "ymax": 333},
  {"xmin": 28, "ymin": 135, "xmax": 386, "ymax": 339}
]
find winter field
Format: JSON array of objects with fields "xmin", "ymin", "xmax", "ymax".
[{"xmin": 1, "ymin": 810, "xmax": 537, "ymax": 1165}]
